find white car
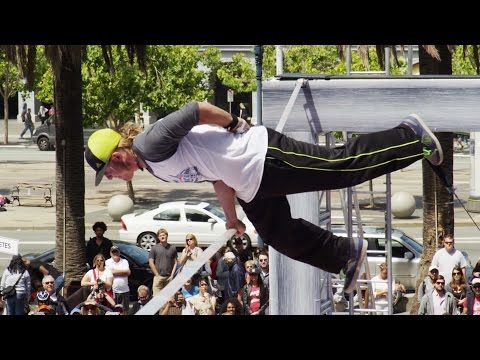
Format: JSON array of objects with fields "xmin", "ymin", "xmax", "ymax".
[{"xmin": 119, "ymin": 200, "xmax": 258, "ymax": 251}]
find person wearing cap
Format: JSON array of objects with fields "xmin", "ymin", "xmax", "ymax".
[
  {"xmin": 417, "ymin": 265, "xmax": 440, "ymax": 301},
  {"xmin": 85, "ymin": 101, "xmax": 443, "ymax": 294},
  {"xmin": 418, "ymin": 274, "xmax": 458, "ymax": 315},
  {"xmin": 80, "ymin": 299, "xmax": 101, "ymax": 315},
  {"xmin": 105, "ymin": 246, "xmax": 131, "ymax": 312},
  {"xmin": 463, "ymin": 277, "xmax": 480, "ymax": 315},
  {"xmin": 241, "ymin": 267, "xmax": 268, "ymax": 315}
]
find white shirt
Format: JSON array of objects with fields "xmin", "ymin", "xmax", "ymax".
[
  {"xmin": 105, "ymin": 257, "xmax": 130, "ymax": 294},
  {"xmin": 431, "ymin": 248, "xmax": 468, "ymax": 283},
  {"xmin": 146, "ymin": 125, "xmax": 268, "ymax": 203}
]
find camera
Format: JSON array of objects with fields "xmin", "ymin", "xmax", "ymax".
[{"xmin": 95, "ymin": 279, "xmax": 105, "ymax": 293}]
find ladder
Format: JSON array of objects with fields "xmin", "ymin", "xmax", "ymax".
[
  {"xmin": 327, "ymin": 45, "xmax": 412, "ymax": 315},
  {"xmin": 324, "ymin": 131, "xmax": 394, "ymax": 315}
]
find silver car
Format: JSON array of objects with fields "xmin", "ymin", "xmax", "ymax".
[{"xmin": 331, "ymin": 226, "xmax": 472, "ymax": 291}]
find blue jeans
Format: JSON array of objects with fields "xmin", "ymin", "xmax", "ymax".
[{"xmin": 6, "ymin": 293, "xmax": 27, "ymax": 315}]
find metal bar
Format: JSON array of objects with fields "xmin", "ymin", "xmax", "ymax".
[
  {"xmin": 385, "ymin": 172, "xmax": 393, "ymax": 315},
  {"xmin": 407, "ymin": 45, "xmax": 413, "ymax": 76},
  {"xmin": 275, "ymin": 78, "xmax": 305, "ymax": 133},
  {"xmin": 263, "ymin": 77, "xmax": 480, "ymax": 132},
  {"xmin": 346, "ymin": 45, "xmax": 351, "ymax": 76},
  {"xmin": 385, "ymin": 47, "xmax": 390, "ymax": 76},
  {"xmin": 136, "ymin": 229, "xmax": 236, "ymax": 315}
]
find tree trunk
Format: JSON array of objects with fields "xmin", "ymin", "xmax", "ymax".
[
  {"xmin": 410, "ymin": 45, "xmax": 454, "ymax": 314},
  {"xmin": 51, "ymin": 46, "xmax": 86, "ymax": 296},
  {"xmin": 3, "ymin": 90, "xmax": 8, "ymax": 145},
  {"xmin": 3, "ymin": 59, "xmax": 9, "ymax": 145}
]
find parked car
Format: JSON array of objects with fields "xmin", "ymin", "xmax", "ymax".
[
  {"xmin": 23, "ymin": 240, "xmax": 153, "ymax": 300},
  {"xmin": 331, "ymin": 225, "xmax": 473, "ymax": 291},
  {"xmin": 119, "ymin": 200, "xmax": 259, "ymax": 252},
  {"xmin": 31, "ymin": 116, "xmax": 96, "ymax": 151}
]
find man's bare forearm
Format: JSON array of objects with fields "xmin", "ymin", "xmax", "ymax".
[{"xmin": 213, "ymin": 181, "xmax": 246, "ymax": 237}]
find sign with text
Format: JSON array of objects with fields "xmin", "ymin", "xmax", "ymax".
[
  {"xmin": 0, "ymin": 236, "xmax": 19, "ymax": 255},
  {"xmin": 227, "ymin": 89, "xmax": 234, "ymax": 102}
]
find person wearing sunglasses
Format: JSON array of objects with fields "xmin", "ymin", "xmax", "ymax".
[
  {"xmin": 418, "ymin": 274, "xmax": 458, "ymax": 315},
  {"xmin": 445, "ymin": 265, "xmax": 468, "ymax": 313},
  {"xmin": 431, "ymin": 235, "xmax": 469, "ymax": 284},
  {"xmin": 39, "ymin": 275, "xmax": 68, "ymax": 315},
  {"xmin": 463, "ymin": 278, "xmax": 480, "ymax": 315}
]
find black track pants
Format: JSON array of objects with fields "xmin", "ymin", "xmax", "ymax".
[{"xmin": 238, "ymin": 124, "xmax": 423, "ymax": 273}]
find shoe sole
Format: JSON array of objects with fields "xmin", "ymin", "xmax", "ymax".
[
  {"xmin": 344, "ymin": 239, "xmax": 368, "ymax": 294},
  {"xmin": 407, "ymin": 114, "xmax": 444, "ymax": 166}
]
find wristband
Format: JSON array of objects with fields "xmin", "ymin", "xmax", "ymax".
[{"xmin": 224, "ymin": 114, "xmax": 239, "ymax": 131}]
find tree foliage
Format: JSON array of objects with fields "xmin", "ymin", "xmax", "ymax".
[
  {"xmin": 82, "ymin": 46, "xmax": 142, "ymax": 128},
  {"xmin": 216, "ymin": 53, "xmax": 256, "ymax": 93}
]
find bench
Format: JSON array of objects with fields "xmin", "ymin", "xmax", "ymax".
[{"xmin": 11, "ymin": 182, "xmax": 54, "ymax": 207}]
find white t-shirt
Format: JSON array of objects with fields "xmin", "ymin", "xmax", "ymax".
[
  {"xmin": 105, "ymin": 257, "xmax": 130, "ymax": 294},
  {"xmin": 145, "ymin": 125, "xmax": 268, "ymax": 203},
  {"xmin": 431, "ymin": 248, "xmax": 468, "ymax": 283},
  {"xmin": 85, "ymin": 268, "xmax": 113, "ymax": 287}
]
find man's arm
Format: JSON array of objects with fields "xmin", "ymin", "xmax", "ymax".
[
  {"xmin": 213, "ymin": 180, "xmax": 246, "ymax": 237},
  {"xmin": 148, "ymin": 258, "xmax": 160, "ymax": 277},
  {"xmin": 197, "ymin": 102, "xmax": 249, "ymax": 133},
  {"xmin": 38, "ymin": 264, "xmax": 50, "ymax": 276}
]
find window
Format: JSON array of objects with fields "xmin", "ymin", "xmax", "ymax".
[
  {"xmin": 153, "ymin": 209, "xmax": 180, "ymax": 221},
  {"xmin": 185, "ymin": 209, "xmax": 211, "ymax": 222},
  {"xmin": 377, "ymin": 238, "xmax": 409, "ymax": 258}
]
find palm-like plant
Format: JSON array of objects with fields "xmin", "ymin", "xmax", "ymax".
[{"xmin": 0, "ymin": 45, "xmax": 145, "ymax": 294}]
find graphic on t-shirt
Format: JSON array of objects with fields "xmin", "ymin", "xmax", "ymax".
[{"xmin": 169, "ymin": 166, "xmax": 202, "ymax": 183}]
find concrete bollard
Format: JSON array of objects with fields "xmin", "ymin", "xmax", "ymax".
[
  {"xmin": 108, "ymin": 194, "xmax": 134, "ymax": 221},
  {"xmin": 391, "ymin": 191, "xmax": 416, "ymax": 218}
]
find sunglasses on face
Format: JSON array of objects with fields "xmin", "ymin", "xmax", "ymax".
[
  {"xmin": 473, "ymin": 285, "xmax": 480, "ymax": 290},
  {"xmin": 436, "ymin": 281, "xmax": 445, "ymax": 285},
  {"xmin": 44, "ymin": 281, "xmax": 55, "ymax": 285},
  {"xmin": 453, "ymin": 272, "xmax": 461, "ymax": 275}
]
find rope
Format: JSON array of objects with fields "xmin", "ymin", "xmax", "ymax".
[{"xmin": 426, "ymin": 161, "xmax": 480, "ymax": 233}]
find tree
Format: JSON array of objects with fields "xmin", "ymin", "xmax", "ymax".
[
  {"xmin": 0, "ymin": 50, "xmax": 22, "ymax": 144},
  {"xmin": 410, "ymin": 45, "xmax": 455, "ymax": 314},
  {"xmin": 1, "ymin": 45, "xmax": 146, "ymax": 295}
]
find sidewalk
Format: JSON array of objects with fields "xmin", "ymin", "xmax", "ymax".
[{"xmin": 0, "ymin": 118, "xmax": 38, "ymax": 148}]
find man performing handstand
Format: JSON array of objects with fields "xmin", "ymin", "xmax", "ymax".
[{"xmin": 85, "ymin": 101, "xmax": 442, "ymax": 293}]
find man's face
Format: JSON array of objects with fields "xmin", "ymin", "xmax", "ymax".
[
  {"xmin": 434, "ymin": 278, "xmax": 445, "ymax": 292},
  {"xmin": 111, "ymin": 250, "xmax": 121, "ymax": 262},
  {"xmin": 104, "ymin": 151, "xmax": 136, "ymax": 182},
  {"xmin": 444, "ymin": 237, "xmax": 455, "ymax": 252},
  {"xmin": 259, "ymin": 255, "xmax": 269, "ymax": 269},
  {"xmin": 157, "ymin": 232, "xmax": 168, "ymax": 243},
  {"xmin": 43, "ymin": 279, "xmax": 55, "ymax": 294}
]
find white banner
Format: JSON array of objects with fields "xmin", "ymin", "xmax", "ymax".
[{"xmin": 0, "ymin": 236, "xmax": 19, "ymax": 256}]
